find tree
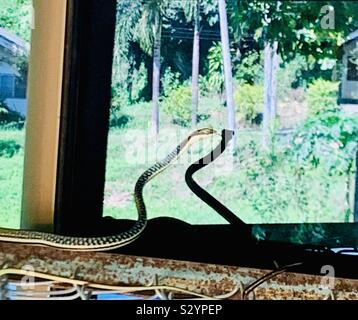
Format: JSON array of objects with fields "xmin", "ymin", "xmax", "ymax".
[
  {"xmin": 191, "ymin": 0, "xmax": 201, "ymax": 128},
  {"xmin": 355, "ymin": 150, "xmax": 358, "ymax": 222},
  {"xmin": 134, "ymin": 0, "xmax": 169, "ymax": 136},
  {"xmin": 151, "ymin": 9, "xmax": 162, "ymax": 136},
  {"xmin": 179, "ymin": 0, "xmax": 218, "ymax": 128},
  {"xmin": 0, "ymin": 0, "xmax": 32, "ymax": 42},
  {"xmin": 262, "ymin": 1, "xmax": 280, "ymax": 147},
  {"xmin": 112, "ymin": 0, "xmax": 143, "ymax": 107},
  {"xmin": 218, "ymin": 0, "xmax": 237, "ymax": 145},
  {"xmin": 263, "ymin": 41, "xmax": 279, "ymax": 147},
  {"xmin": 181, "ymin": 0, "xmax": 201, "ymax": 128},
  {"xmin": 229, "ymin": 0, "xmax": 358, "ymax": 146}
]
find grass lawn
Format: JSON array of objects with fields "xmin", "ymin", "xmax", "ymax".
[
  {"xmin": 0, "ymin": 102, "xmax": 356, "ymax": 229},
  {"xmin": 103, "ymin": 103, "xmax": 355, "ymax": 225},
  {"xmin": 0, "ymin": 129, "xmax": 25, "ymax": 228}
]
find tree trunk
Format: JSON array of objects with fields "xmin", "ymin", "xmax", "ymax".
[
  {"xmin": 354, "ymin": 151, "xmax": 358, "ymax": 222},
  {"xmin": 263, "ymin": 42, "xmax": 272, "ymax": 147},
  {"xmin": 263, "ymin": 41, "xmax": 279, "ymax": 148},
  {"xmin": 151, "ymin": 13, "xmax": 162, "ymax": 136},
  {"xmin": 218, "ymin": 0, "xmax": 236, "ymax": 149},
  {"xmin": 270, "ymin": 41, "xmax": 279, "ymax": 122},
  {"xmin": 191, "ymin": 0, "xmax": 200, "ymax": 128},
  {"xmin": 345, "ymin": 172, "xmax": 352, "ymax": 223}
]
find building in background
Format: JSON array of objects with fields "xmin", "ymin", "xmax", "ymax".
[
  {"xmin": 340, "ymin": 30, "xmax": 358, "ymax": 111},
  {"xmin": 0, "ymin": 28, "xmax": 29, "ymax": 117}
]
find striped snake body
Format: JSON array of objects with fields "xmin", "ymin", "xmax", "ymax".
[{"xmin": 0, "ymin": 128, "xmax": 218, "ymax": 251}]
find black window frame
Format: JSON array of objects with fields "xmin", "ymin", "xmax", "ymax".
[
  {"xmin": 55, "ymin": 0, "xmax": 117, "ymax": 235},
  {"xmin": 54, "ymin": 0, "xmax": 358, "ymax": 279}
]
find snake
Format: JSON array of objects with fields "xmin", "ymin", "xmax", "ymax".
[
  {"xmin": 0, "ymin": 128, "xmax": 219, "ymax": 251},
  {"xmin": 185, "ymin": 129, "xmax": 252, "ymax": 236}
]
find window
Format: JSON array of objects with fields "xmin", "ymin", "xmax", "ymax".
[
  {"xmin": 348, "ymin": 54, "xmax": 358, "ymax": 81},
  {"xmin": 0, "ymin": 74, "xmax": 15, "ymax": 98},
  {"xmin": 1, "ymin": 0, "xmax": 354, "ymax": 270},
  {"xmin": 103, "ymin": 0, "xmax": 358, "ymax": 238}
]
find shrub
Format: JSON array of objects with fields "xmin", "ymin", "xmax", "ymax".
[
  {"xmin": 0, "ymin": 140, "xmax": 21, "ymax": 158},
  {"xmin": 234, "ymin": 84, "xmax": 263, "ymax": 124},
  {"xmin": 207, "ymin": 43, "xmax": 225, "ymax": 94},
  {"xmin": 198, "ymin": 75, "xmax": 212, "ymax": 97},
  {"xmin": 234, "ymin": 51, "xmax": 264, "ymax": 85},
  {"xmin": 162, "ymin": 67, "xmax": 181, "ymax": 97},
  {"xmin": 278, "ymin": 55, "xmax": 307, "ymax": 99},
  {"xmin": 111, "ymin": 60, "xmax": 148, "ymax": 109},
  {"xmin": 111, "ymin": 83, "xmax": 129, "ymax": 111},
  {"xmin": 0, "ymin": 104, "xmax": 7, "ymax": 115},
  {"xmin": 130, "ymin": 62, "xmax": 148, "ymax": 103},
  {"xmin": 291, "ymin": 110, "xmax": 358, "ymax": 222},
  {"xmin": 291, "ymin": 109, "xmax": 358, "ymax": 176},
  {"xmin": 0, "ymin": 102, "xmax": 25, "ymax": 128},
  {"xmin": 163, "ymin": 86, "xmax": 192, "ymax": 127},
  {"xmin": 109, "ymin": 109, "xmax": 133, "ymax": 129},
  {"xmin": 306, "ymin": 79, "xmax": 339, "ymax": 116}
]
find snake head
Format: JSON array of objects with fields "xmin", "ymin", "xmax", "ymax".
[{"xmin": 190, "ymin": 128, "xmax": 219, "ymax": 139}]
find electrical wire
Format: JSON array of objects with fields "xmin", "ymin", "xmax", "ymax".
[{"xmin": 0, "ymin": 268, "xmax": 241, "ymax": 301}]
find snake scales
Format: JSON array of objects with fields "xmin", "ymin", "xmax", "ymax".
[{"xmin": 0, "ymin": 128, "xmax": 219, "ymax": 251}]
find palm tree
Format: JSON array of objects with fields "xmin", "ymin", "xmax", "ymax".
[
  {"xmin": 182, "ymin": 0, "xmax": 201, "ymax": 128},
  {"xmin": 263, "ymin": 40, "xmax": 279, "ymax": 148},
  {"xmin": 136, "ymin": 0, "xmax": 168, "ymax": 136},
  {"xmin": 112, "ymin": 0, "xmax": 142, "ymax": 102},
  {"xmin": 355, "ymin": 150, "xmax": 358, "ymax": 223},
  {"xmin": 218, "ymin": 0, "xmax": 236, "ymax": 145},
  {"xmin": 151, "ymin": 9, "xmax": 162, "ymax": 136},
  {"xmin": 262, "ymin": 1, "xmax": 281, "ymax": 148}
]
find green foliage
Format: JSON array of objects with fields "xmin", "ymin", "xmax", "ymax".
[
  {"xmin": 109, "ymin": 109, "xmax": 134, "ymax": 129},
  {"xmin": 0, "ymin": 102, "xmax": 24, "ymax": 128},
  {"xmin": 163, "ymin": 86, "xmax": 192, "ymax": 126},
  {"xmin": 231, "ymin": 112, "xmax": 357, "ymax": 224},
  {"xmin": 198, "ymin": 75, "xmax": 211, "ymax": 97},
  {"xmin": 290, "ymin": 110, "xmax": 358, "ymax": 222},
  {"xmin": 207, "ymin": 42, "xmax": 238, "ymax": 94},
  {"xmin": 112, "ymin": 61, "xmax": 148, "ymax": 110},
  {"xmin": 111, "ymin": 83, "xmax": 129, "ymax": 111},
  {"xmin": 0, "ymin": 104, "xmax": 7, "ymax": 115},
  {"xmin": 291, "ymin": 110, "xmax": 358, "ymax": 176},
  {"xmin": 0, "ymin": 130, "xmax": 25, "ymax": 228},
  {"xmin": 0, "ymin": 0, "xmax": 32, "ymax": 42},
  {"xmin": 112, "ymin": 1, "xmax": 149, "ymax": 108},
  {"xmin": 234, "ymin": 84, "xmax": 263, "ymax": 123},
  {"xmin": 278, "ymin": 55, "xmax": 307, "ymax": 99},
  {"xmin": 234, "ymin": 139, "xmax": 294, "ymax": 222},
  {"xmin": 234, "ymin": 52, "xmax": 264, "ymax": 85},
  {"xmin": 131, "ymin": 62, "xmax": 148, "ymax": 102},
  {"xmin": 177, "ymin": 0, "xmax": 218, "ymax": 24},
  {"xmin": 0, "ymin": 140, "xmax": 21, "ymax": 158},
  {"xmin": 306, "ymin": 79, "xmax": 339, "ymax": 116},
  {"xmin": 230, "ymin": 1, "xmax": 358, "ymax": 62},
  {"xmin": 134, "ymin": 0, "xmax": 170, "ymax": 54},
  {"xmin": 207, "ymin": 43, "xmax": 225, "ymax": 93},
  {"xmin": 162, "ymin": 67, "xmax": 181, "ymax": 97}
]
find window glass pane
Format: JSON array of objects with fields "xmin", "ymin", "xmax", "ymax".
[
  {"xmin": 0, "ymin": 74, "xmax": 15, "ymax": 98},
  {"xmin": 104, "ymin": 1, "xmax": 358, "ymax": 226},
  {"xmin": 348, "ymin": 60, "xmax": 358, "ymax": 81},
  {"xmin": 0, "ymin": 0, "xmax": 32, "ymax": 228}
]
